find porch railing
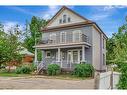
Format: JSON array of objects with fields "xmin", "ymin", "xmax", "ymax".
[
  {"xmin": 38, "ymin": 34, "xmax": 89, "ymax": 45},
  {"xmin": 37, "ymin": 59, "xmax": 78, "ymax": 73}
]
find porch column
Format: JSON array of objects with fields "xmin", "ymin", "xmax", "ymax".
[
  {"xmin": 82, "ymin": 45, "xmax": 85, "ymax": 63},
  {"xmin": 58, "ymin": 48, "xmax": 60, "ymax": 62},
  {"xmin": 34, "ymin": 48, "xmax": 38, "ymax": 65},
  {"xmin": 58, "ymin": 48, "xmax": 62, "ymax": 67}
]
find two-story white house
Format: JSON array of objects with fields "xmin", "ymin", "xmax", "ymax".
[{"xmin": 35, "ymin": 6, "xmax": 107, "ymax": 72}]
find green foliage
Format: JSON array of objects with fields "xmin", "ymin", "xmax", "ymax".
[
  {"xmin": 117, "ymin": 63, "xmax": 127, "ymax": 89},
  {"xmin": 47, "ymin": 64, "xmax": 61, "ymax": 76},
  {"xmin": 23, "ymin": 16, "xmax": 47, "ymax": 61},
  {"xmin": 15, "ymin": 65, "xmax": 31, "ymax": 74},
  {"xmin": 0, "ymin": 24, "xmax": 22, "ymax": 67},
  {"xmin": 73, "ymin": 63, "xmax": 94, "ymax": 77},
  {"xmin": 30, "ymin": 63, "xmax": 37, "ymax": 71},
  {"xmin": 106, "ymin": 17, "xmax": 127, "ymax": 64},
  {"xmin": 15, "ymin": 64, "xmax": 33, "ymax": 74}
]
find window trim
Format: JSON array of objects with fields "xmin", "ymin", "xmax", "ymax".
[
  {"xmin": 59, "ymin": 19, "xmax": 62, "ymax": 24},
  {"xmin": 60, "ymin": 31, "xmax": 66, "ymax": 43},
  {"xmin": 68, "ymin": 17, "xmax": 71, "ymax": 22},
  {"xmin": 49, "ymin": 33, "xmax": 56, "ymax": 43},
  {"xmin": 63, "ymin": 14, "xmax": 67, "ymax": 23},
  {"xmin": 46, "ymin": 51, "xmax": 51, "ymax": 58},
  {"xmin": 73, "ymin": 30, "xmax": 81, "ymax": 42},
  {"xmin": 103, "ymin": 54, "xmax": 106, "ymax": 65}
]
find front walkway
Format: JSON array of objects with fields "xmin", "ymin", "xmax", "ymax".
[{"xmin": 0, "ymin": 76, "xmax": 95, "ymax": 89}]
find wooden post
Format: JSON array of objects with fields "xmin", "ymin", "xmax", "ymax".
[
  {"xmin": 82, "ymin": 45, "xmax": 85, "ymax": 63},
  {"xmin": 58, "ymin": 48, "xmax": 61, "ymax": 67},
  {"xmin": 110, "ymin": 65, "xmax": 113, "ymax": 89}
]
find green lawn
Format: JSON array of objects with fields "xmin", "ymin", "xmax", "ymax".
[{"xmin": 0, "ymin": 72, "xmax": 30, "ymax": 77}]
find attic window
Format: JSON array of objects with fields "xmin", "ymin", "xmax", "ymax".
[
  {"xmin": 68, "ymin": 17, "xmax": 71, "ymax": 22},
  {"xmin": 59, "ymin": 19, "xmax": 62, "ymax": 24},
  {"xmin": 63, "ymin": 15, "xmax": 66, "ymax": 23}
]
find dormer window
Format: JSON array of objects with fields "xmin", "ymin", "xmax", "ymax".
[
  {"xmin": 68, "ymin": 17, "xmax": 71, "ymax": 22},
  {"xmin": 63, "ymin": 15, "xmax": 66, "ymax": 23}
]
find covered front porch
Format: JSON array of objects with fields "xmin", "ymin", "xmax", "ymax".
[{"xmin": 35, "ymin": 44, "xmax": 91, "ymax": 71}]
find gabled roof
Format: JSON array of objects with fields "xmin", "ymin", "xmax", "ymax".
[
  {"xmin": 42, "ymin": 6, "xmax": 108, "ymax": 39},
  {"xmin": 44, "ymin": 6, "xmax": 92, "ymax": 28}
]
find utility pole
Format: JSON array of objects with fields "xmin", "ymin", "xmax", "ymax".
[{"xmin": 34, "ymin": 24, "xmax": 38, "ymax": 65}]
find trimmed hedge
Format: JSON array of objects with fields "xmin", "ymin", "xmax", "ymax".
[
  {"xmin": 73, "ymin": 63, "xmax": 94, "ymax": 77},
  {"xmin": 47, "ymin": 64, "xmax": 61, "ymax": 76}
]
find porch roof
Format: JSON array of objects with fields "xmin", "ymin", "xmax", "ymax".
[{"xmin": 34, "ymin": 42, "xmax": 91, "ymax": 49}]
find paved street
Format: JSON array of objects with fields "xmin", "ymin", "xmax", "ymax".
[{"xmin": 0, "ymin": 76, "xmax": 95, "ymax": 89}]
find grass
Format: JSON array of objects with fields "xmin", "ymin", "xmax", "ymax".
[{"xmin": 0, "ymin": 72, "xmax": 30, "ymax": 77}]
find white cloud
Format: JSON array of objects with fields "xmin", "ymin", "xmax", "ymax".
[
  {"xmin": 103, "ymin": 5, "xmax": 127, "ymax": 11},
  {"xmin": 40, "ymin": 6, "xmax": 60, "ymax": 20},
  {"xmin": 89, "ymin": 14, "xmax": 109, "ymax": 21},
  {"xmin": 3, "ymin": 21, "xmax": 24, "ymax": 33},
  {"xmin": 6, "ymin": 6, "xmax": 36, "ymax": 16}
]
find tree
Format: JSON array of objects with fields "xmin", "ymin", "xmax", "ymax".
[
  {"xmin": 106, "ymin": 16, "xmax": 127, "ymax": 64},
  {"xmin": 24, "ymin": 16, "xmax": 48, "ymax": 61},
  {"xmin": 0, "ymin": 24, "xmax": 22, "ymax": 72}
]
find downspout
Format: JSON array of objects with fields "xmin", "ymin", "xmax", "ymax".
[{"xmin": 100, "ymin": 33, "xmax": 103, "ymax": 72}]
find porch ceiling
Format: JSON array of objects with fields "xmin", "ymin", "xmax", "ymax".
[{"xmin": 34, "ymin": 42, "xmax": 91, "ymax": 49}]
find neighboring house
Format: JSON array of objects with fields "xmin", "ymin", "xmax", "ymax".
[
  {"xmin": 35, "ymin": 6, "xmax": 107, "ymax": 72},
  {"xmin": 19, "ymin": 47, "xmax": 34, "ymax": 63}
]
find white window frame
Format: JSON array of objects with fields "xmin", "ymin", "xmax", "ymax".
[
  {"xmin": 60, "ymin": 31, "xmax": 66, "ymax": 43},
  {"xmin": 50, "ymin": 33, "xmax": 56, "ymax": 43},
  {"xmin": 73, "ymin": 30, "xmax": 81, "ymax": 42},
  {"xmin": 46, "ymin": 51, "xmax": 51, "ymax": 58},
  {"xmin": 67, "ymin": 49, "xmax": 81, "ymax": 64}
]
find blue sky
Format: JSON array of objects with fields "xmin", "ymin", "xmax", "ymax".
[{"xmin": 0, "ymin": 6, "xmax": 127, "ymax": 37}]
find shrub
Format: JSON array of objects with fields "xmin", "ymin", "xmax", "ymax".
[
  {"xmin": 73, "ymin": 63, "xmax": 94, "ymax": 77},
  {"xmin": 117, "ymin": 63, "xmax": 127, "ymax": 89},
  {"xmin": 47, "ymin": 64, "xmax": 61, "ymax": 76},
  {"xmin": 15, "ymin": 65, "xmax": 32, "ymax": 74},
  {"xmin": 30, "ymin": 63, "xmax": 37, "ymax": 72}
]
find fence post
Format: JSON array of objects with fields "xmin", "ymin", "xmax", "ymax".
[
  {"xmin": 110, "ymin": 67, "xmax": 113, "ymax": 89},
  {"xmin": 94, "ymin": 72, "xmax": 100, "ymax": 89}
]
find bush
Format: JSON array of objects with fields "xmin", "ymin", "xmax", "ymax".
[
  {"xmin": 73, "ymin": 63, "xmax": 94, "ymax": 77},
  {"xmin": 15, "ymin": 65, "xmax": 32, "ymax": 74},
  {"xmin": 47, "ymin": 64, "xmax": 61, "ymax": 76},
  {"xmin": 117, "ymin": 63, "xmax": 127, "ymax": 89},
  {"xmin": 30, "ymin": 63, "xmax": 37, "ymax": 71}
]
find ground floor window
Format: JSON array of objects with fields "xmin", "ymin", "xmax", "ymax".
[{"xmin": 46, "ymin": 51, "xmax": 51, "ymax": 58}]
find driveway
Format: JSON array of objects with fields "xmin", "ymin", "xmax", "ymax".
[{"xmin": 0, "ymin": 76, "xmax": 95, "ymax": 89}]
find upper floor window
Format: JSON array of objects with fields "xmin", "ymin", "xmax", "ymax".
[
  {"xmin": 103, "ymin": 37, "xmax": 105, "ymax": 49},
  {"xmin": 59, "ymin": 19, "xmax": 62, "ymax": 24},
  {"xmin": 68, "ymin": 17, "xmax": 71, "ymax": 22},
  {"xmin": 50, "ymin": 33, "xmax": 56, "ymax": 43},
  {"xmin": 59, "ymin": 14, "xmax": 71, "ymax": 24},
  {"xmin": 73, "ymin": 30, "xmax": 81, "ymax": 42},
  {"xmin": 63, "ymin": 15, "xmax": 66, "ymax": 23},
  {"xmin": 103, "ymin": 54, "xmax": 105, "ymax": 65},
  {"xmin": 60, "ymin": 32, "xmax": 66, "ymax": 43}
]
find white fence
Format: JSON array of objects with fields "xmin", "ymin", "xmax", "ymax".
[{"xmin": 95, "ymin": 71, "xmax": 121, "ymax": 89}]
